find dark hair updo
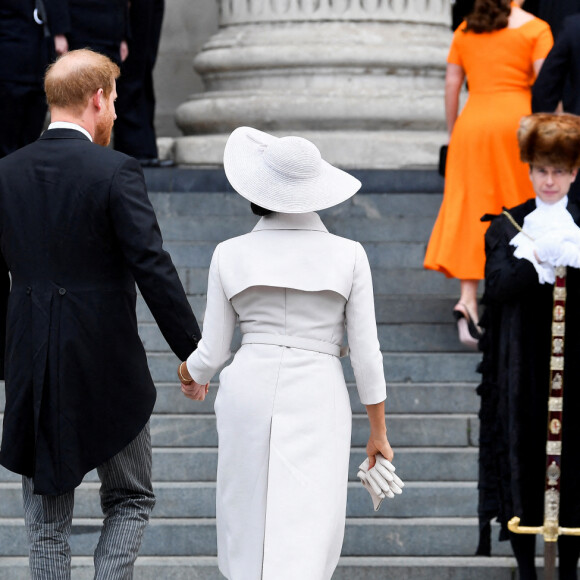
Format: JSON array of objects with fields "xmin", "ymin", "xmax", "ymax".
[
  {"xmin": 251, "ymin": 202, "xmax": 274, "ymax": 216},
  {"xmin": 464, "ymin": 0, "xmax": 511, "ymax": 33}
]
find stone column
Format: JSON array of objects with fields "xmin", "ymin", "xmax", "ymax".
[{"xmin": 174, "ymin": 0, "xmax": 452, "ymax": 169}]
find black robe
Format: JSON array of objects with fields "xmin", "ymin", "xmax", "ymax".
[{"xmin": 477, "ymin": 198, "xmax": 580, "ymax": 555}]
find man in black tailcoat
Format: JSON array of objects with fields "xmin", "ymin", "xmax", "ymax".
[
  {"xmin": 477, "ymin": 113, "xmax": 580, "ymax": 580},
  {"xmin": 0, "ymin": 0, "xmax": 68, "ymax": 158},
  {"xmin": 0, "ymin": 48, "xmax": 201, "ymax": 579}
]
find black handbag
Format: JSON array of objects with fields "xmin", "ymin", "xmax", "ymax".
[{"xmin": 438, "ymin": 145, "xmax": 448, "ymax": 177}]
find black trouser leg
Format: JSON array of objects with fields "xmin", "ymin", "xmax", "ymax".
[
  {"xmin": 558, "ymin": 536, "xmax": 580, "ymax": 580},
  {"xmin": 510, "ymin": 532, "xmax": 537, "ymax": 580}
]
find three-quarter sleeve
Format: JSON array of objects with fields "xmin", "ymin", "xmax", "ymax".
[
  {"xmin": 186, "ymin": 244, "xmax": 237, "ymax": 384},
  {"xmin": 532, "ymin": 22, "xmax": 554, "ymax": 62},
  {"xmin": 345, "ymin": 242, "xmax": 387, "ymax": 405}
]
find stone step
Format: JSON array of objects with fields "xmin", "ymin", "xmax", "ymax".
[
  {"xmin": 137, "ymin": 295, "xmax": 461, "ymax": 325},
  {"xmin": 145, "ymin": 351, "xmax": 481, "ymax": 384},
  {"xmin": 156, "ymin": 214, "xmax": 438, "ymax": 244},
  {"xmin": 161, "ymin": 240, "xmax": 430, "ymax": 269},
  {"xmin": 0, "ymin": 447, "xmax": 478, "ymax": 484},
  {"xmin": 138, "ymin": 320, "xmax": 470, "ymax": 353},
  {"xmin": 0, "ymin": 555, "xmax": 532, "ymax": 580},
  {"xmin": 150, "ymin": 383, "xmax": 479, "ymax": 415},
  {"xmin": 0, "ymin": 482, "xmax": 477, "ymax": 519},
  {"xmin": 148, "ymin": 191, "xmax": 443, "ymax": 219},
  {"xmin": 0, "ymin": 412, "xmax": 477, "ymax": 450},
  {"xmin": 0, "ymin": 518, "xmax": 521, "ymax": 557},
  {"xmin": 175, "ymin": 267, "xmax": 460, "ymax": 296},
  {"xmin": 0, "ymin": 383, "xmax": 479, "ymax": 428}
]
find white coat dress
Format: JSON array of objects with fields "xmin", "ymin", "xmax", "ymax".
[{"xmin": 186, "ymin": 212, "xmax": 387, "ymax": 580}]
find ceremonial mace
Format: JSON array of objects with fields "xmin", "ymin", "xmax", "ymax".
[{"xmin": 508, "ymin": 266, "xmax": 580, "ymax": 580}]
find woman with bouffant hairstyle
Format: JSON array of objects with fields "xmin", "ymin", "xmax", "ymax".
[
  {"xmin": 424, "ymin": 0, "xmax": 553, "ymax": 349},
  {"xmin": 477, "ymin": 113, "xmax": 580, "ymax": 580}
]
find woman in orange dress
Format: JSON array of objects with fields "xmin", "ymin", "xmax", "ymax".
[{"xmin": 424, "ymin": 0, "xmax": 553, "ymax": 347}]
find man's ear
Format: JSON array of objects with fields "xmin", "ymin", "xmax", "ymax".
[
  {"xmin": 571, "ymin": 168, "xmax": 579, "ymax": 183},
  {"xmin": 92, "ymin": 88, "xmax": 104, "ymax": 111}
]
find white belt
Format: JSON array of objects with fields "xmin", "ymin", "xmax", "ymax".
[{"xmin": 241, "ymin": 333, "xmax": 348, "ymax": 358}]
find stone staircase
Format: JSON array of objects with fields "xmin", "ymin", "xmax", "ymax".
[{"xmin": 0, "ymin": 169, "xmax": 525, "ymax": 579}]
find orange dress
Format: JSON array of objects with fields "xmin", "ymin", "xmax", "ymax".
[{"xmin": 424, "ymin": 17, "xmax": 553, "ymax": 280}]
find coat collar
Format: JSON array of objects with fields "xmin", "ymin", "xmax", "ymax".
[
  {"xmin": 252, "ymin": 212, "xmax": 328, "ymax": 233},
  {"xmin": 39, "ymin": 128, "xmax": 92, "ymax": 142}
]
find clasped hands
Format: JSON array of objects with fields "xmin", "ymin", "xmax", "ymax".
[
  {"xmin": 535, "ymin": 229, "xmax": 580, "ymax": 269},
  {"xmin": 178, "ymin": 361, "xmax": 209, "ymax": 401},
  {"xmin": 357, "ymin": 454, "xmax": 404, "ymax": 511}
]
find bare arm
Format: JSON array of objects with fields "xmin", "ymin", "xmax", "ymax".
[
  {"xmin": 445, "ymin": 63, "xmax": 466, "ymax": 136},
  {"xmin": 533, "ymin": 58, "xmax": 545, "ymax": 78},
  {"xmin": 365, "ymin": 401, "xmax": 394, "ymax": 467}
]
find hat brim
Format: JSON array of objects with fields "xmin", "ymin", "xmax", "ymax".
[{"xmin": 223, "ymin": 127, "xmax": 361, "ymax": 213}]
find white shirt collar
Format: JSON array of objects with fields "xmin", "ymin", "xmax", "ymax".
[
  {"xmin": 252, "ymin": 212, "xmax": 328, "ymax": 233},
  {"xmin": 48, "ymin": 122, "xmax": 93, "ymax": 142}
]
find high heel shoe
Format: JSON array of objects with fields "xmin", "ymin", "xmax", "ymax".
[{"xmin": 453, "ymin": 302, "xmax": 482, "ymax": 350}]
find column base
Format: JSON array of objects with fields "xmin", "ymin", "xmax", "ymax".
[{"xmin": 173, "ymin": 130, "xmax": 447, "ymax": 170}]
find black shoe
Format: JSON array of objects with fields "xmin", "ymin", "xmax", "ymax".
[
  {"xmin": 137, "ymin": 157, "xmax": 175, "ymax": 168},
  {"xmin": 453, "ymin": 303, "xmax": 482, "ymax": 350}
]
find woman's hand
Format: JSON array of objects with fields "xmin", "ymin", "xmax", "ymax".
[
  {"xmin": 177, "ymin": 361, "xmax": 208, "ymax": 400},
  {"xmin": 181, "ymin": 380, "xmax": 210, "ymax": 401},
  {"xmin": 366, "ymin": 433, "xmax": 394, "ymax": 467}
]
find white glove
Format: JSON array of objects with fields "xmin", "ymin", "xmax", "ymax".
[
  {"xmin": 554, "ymin": 241, "xmax": 580, "ymax": 269},
  {"xmin": 561, "ymin": 227, "xmax": 580, "ymax": 247},
  {"xmin": 357, "ymin": 454, "xmax": 404, "ymax": 512},
  {"xmin": 535, "ymin": 232, "xmax": 566, "ymax": 265}
]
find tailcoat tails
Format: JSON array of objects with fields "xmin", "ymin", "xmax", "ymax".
[{"xmin": 0, "ymin": 129, "xmax": 200, "ymax": 495}]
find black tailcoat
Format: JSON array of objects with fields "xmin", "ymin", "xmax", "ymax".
[
  {"xmin": 0, "ymin": 129, "xmax": 200, "ymax": 495},
  {"xmin": 477, "ymin": 198, "xmax": 580, "ymax": 554}
]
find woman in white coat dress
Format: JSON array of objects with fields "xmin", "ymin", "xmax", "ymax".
[{"xmin": 177, "ymin": 127, "xmax": 393, "ymax": 580}]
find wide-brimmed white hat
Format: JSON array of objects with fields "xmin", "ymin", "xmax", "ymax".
[{"xmin": 223, "ymin": 126, "xmax": 361, "ymax": 213}]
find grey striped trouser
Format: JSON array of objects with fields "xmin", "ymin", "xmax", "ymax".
[{"xmin": 22, "ymin": 423, "xmax": 156, "ymax": 580}]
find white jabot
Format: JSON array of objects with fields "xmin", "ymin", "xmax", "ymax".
[
  {"xmin": 510, "ymin": 196, "xmax": 580, "ymax": 283},
  {"xmin": 48, "ymin": 122, "xmax": 93, "ymax": 142}
]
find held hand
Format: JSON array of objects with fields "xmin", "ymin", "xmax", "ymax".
[
  {"xmin": 554, "ymin": 241, "xmax": 580, "ymax": 269},
  {"xmin": 535, "ymin": 232, "xmax": 566, "ymax": 264},
  {"xmin": 357, "ymin": 453, "xmax": 405, "ymax": 511},
  {"xmin": 366, "ymin": 433, "xmax": 394, "ymax": 467},
  {"xmin": 181, "ymin": 380, "xmax": 209, "ymax": 401}
]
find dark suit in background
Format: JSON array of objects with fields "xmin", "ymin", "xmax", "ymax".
[
  {"xmin": 0, "ymin": 0, "xmax": 67, "ymax": 157},
  {"xmin": 0, "ymin": 126, "xmax": 200, "ymax": 576},
  {"xmin": 65, "ymin": 0, "xmax": 129, "ymax": 64},
  {"xmin": 531, "ymin": 0, "xmax": 580, "ymax": 38},
  {"xmin": 532, "ymin": 14, "xmax": 580, "ymax": 201},
  {"xmin": 532, "ymin": 14, "xmax": 580, "ymax": 114},
  {"xmin": 114, "ymin": 0, "xmax": 164, "ymax": 162}
]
